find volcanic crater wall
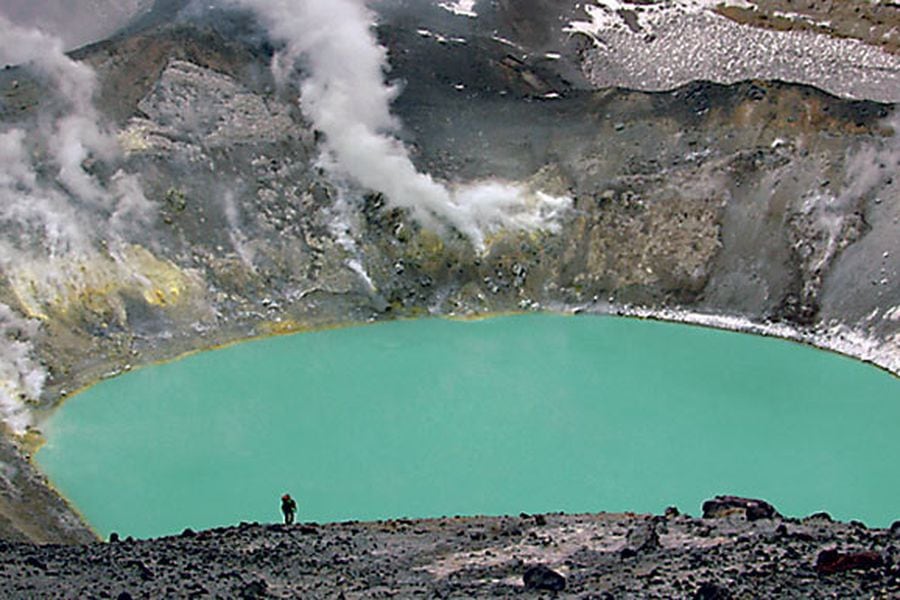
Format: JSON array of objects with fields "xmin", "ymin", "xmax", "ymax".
[{"xmin": 0, "ymin": 0, "xmax": 897, "ymax": 542}]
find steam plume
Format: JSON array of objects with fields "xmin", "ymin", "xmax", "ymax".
[
  {"xmin": 0, "ymin": 15, "xmax": 155, "ymax": 432},
  {"xmin": 0, "ymin": 304, "xmax": 44, "ymax": 435},
  {"xmin": 232, "ymin": 0, "xmax": 570, "ymax": 248}
]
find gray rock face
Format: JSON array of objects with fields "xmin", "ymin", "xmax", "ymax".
[{"xmin": 132, "ymin": 60, "xmax": 297, "ymax": 148}]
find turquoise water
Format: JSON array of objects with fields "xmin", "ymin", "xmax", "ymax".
[{"xmin": 36, "ymin": 314, "xmax": 900, "ymax": 539}]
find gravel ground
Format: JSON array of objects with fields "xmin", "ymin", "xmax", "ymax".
[{"xmin": 0, "ymin": 498, "xmax": 897, "ymax": 598}]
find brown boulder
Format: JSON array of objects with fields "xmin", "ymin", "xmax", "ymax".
[
  {"xmin": 814, "ymin": 549, "xmax": 883, "ymax": 575},
  {"xmin": 701, "ymin": 496, "xmax": 781, "ymax": 521}
]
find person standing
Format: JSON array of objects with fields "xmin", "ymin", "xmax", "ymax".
[{"xmin": 281, "ymin": 493, "xmax": 297, "ymax": 525}]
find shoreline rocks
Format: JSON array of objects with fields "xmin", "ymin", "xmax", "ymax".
[{"xmin": 0, "ymin": 500, "xmax": 896, "ymax": 598}]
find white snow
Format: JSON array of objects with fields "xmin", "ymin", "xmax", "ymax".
[{"xmin": 438, "ymin": 0, "xmax": 478, "ymax": 18}]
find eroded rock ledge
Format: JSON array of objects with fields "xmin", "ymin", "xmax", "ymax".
[{"xmin": 0, "ymin": 498, "xmax": 897, "ymax": 598}]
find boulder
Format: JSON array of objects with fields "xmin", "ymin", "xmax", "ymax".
[
  {"xmin": 702, "ymin": 496, "xmax": 780, "ymax": 521},
  {"xmin": 620, "ymin": 520, "xmax": 660, "ymax": 558},
  {"xmin": 815, "ymin": 549, "xmax": 883, "ymax": 575},
  {"xmin": 694, "ymin": 582, "xmax": 732, "ymax": 599},
  {"xmin": 523, "ymin": 564, "xmax": 566, "ymax": 591}
]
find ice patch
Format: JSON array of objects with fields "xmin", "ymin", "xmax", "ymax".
[
  {"xmin": 437, "ymin": 0, "xmax": 478, "ymax": 18},
  {"xmin": 566, "ymin": 0, "xmax": 900, "ymax": 101}
]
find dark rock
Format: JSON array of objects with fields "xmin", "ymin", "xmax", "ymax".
[
  {"xmin": 620, "ymin": 520, "xmax": 660, "ymax": 557},
  {"xmin": 109, "ymin": 532, "xmax": 120, "ymax": 543},
  {"xmin": 24, "ymin": 556, "xmax": 46, "ymax": 570},
  {"xmin": 702, "ymin": 496, "xmax": 780, "ymax": 521},
  {"xmin": 181, "ymin": 528, "xmax": 196, "ymax": 538},
  {"xmin": 238, "ymin": 578, "xmax": 269, "ymax": 599},
  {"xmin": 523, "ymin": 564, "xmax": 566, "ymax": 591},
  {"xmin": 694, "ymin": 582, "xmax": 732, "ymax": 599},
  {"xmin": 664, "ymin": 506, "xmax": 680, "ymax": 518},
  {"xmin": 533, "ymin": 514, "xmax": 547, "ymax": 526},
  {"xmin": 890, "ymin": 520, "xmax": 900, "ymax": 538},
  {"xmin": 117, "ymin": 593, "xmax": 133, "ymax": 600},
  {"xmin": 815, "ymin": 549, "xmax": 883, "ymax": 575},
  {"xmin": 805, "ymin": 512, "xmax": 834, "ymax": 523},
  {"xmin": 127, "ymin": 559, "xmax": 154, "ymax": 581}
]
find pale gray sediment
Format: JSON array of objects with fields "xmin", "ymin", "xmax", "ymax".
[{"xmin": 570, "ymin": 3, "xmax": 900, "ymax": 103}]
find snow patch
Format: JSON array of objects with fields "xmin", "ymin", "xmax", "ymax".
[{"xmin": 437, "ymin": 0, "xmax": 478, "ymax": 18}]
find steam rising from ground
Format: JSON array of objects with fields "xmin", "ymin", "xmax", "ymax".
[
  {"xmin": 0, "ymin": 15, "xmax": 155, "ymax": 432},
  {"xmin": 0, "ymin": 15, "xmax": 153, "ymax": 256},
  {"xmin": 233, "ymin": 0, "xmax": 570, "ymax": 248},
  {"xmin": 0, "ymin": 305, "xmax": 43, "ymax": 435}
]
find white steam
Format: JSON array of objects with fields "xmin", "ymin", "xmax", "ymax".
[
  {"xmin": 232, "ymin": 0, "xmax": 570, "ymax": 248},
  {"xmin": 0, "ymin": 304, "xmax": 44, "ymax": 435},
  {"xmin": 0, "ymin": 15, "xmax": 155, "ymax": 432},
  {"xmin": 0, "ymin": 15, "xmax": 151, "ymax": 254}
]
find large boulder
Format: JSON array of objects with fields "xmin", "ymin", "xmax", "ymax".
[{"xmin": 702, "ymin": 496, "xmax": 781, "ymax": 521}]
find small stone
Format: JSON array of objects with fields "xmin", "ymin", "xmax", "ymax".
[
  {"xmin": 694, "ymin": 582, "xmax": 732, "ymax": 599},
  {"xmin": 238, "ymin": 578, "xmax": 268, "ymax": 599},
  {"xmin": 523, "ymin": 564, "xmax": 566, "ymax": 591},
  {"xmin": 621, "ymin": 520, "xmax": 660, "ymax": 556},
  {"xmin": 889, "ymin": 520, "xmax": 900, "ymax": 538},
  {"xmin": 804, "ymin": 512, "xmax": 834, "ymax": 523}
]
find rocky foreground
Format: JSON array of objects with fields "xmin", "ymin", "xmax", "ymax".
[{"xmin": 0, "ymin": 497, "xmax": 897, "ymax": 599}]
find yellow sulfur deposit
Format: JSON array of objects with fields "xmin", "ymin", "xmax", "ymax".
[
  {"xmin": 7, "ymin": 245, "xmax": 205, "ymax": 321},
  {"xmin": 116, "ymin": 123, "xmax": 153, "ymax": 154}
]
